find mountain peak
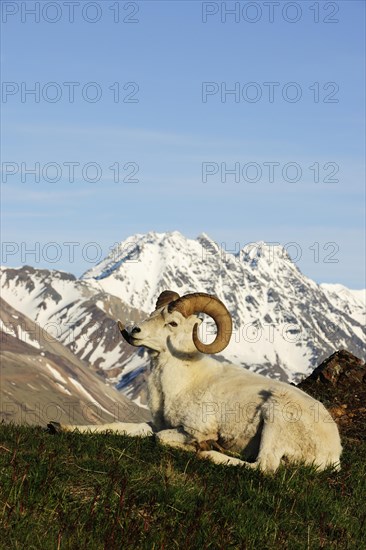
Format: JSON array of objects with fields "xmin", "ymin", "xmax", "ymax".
[
  {"xmin": 239, "ymin": 241, "xmax": 297, "ymax": 275},
  {"xmin": 80, "ymin": 232, "xmax": 316, "ymax": 310}
]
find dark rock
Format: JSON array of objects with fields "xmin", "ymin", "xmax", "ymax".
[{"xmin": 298, "ymin": 350, "xmax": 366, "ymax": 441}]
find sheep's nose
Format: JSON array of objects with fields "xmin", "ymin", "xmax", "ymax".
[{"xmin": 131, "ymin": 326, "xmax": 141, "ymax": 334}]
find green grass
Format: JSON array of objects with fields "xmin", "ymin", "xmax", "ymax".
[{"xmin": 0, "ymin": 424, "xmax": 365, "ymax": 549}]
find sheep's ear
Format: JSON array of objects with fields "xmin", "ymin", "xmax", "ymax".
[{"xmin": 155, "ymin": 291, "xmax": 180, "ymax": 311}]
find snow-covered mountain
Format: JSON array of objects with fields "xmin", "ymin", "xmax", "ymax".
[
  {"xmin": 83, "ymin": 231, "xmax": 365, "ymax": 379},
  {"xmin": 1, "ymin": 231, "xmax": 365, "ymax": 404},
  {"xmin": 320, "ymin": 283, "xmax": 365, "ymax": 326}
]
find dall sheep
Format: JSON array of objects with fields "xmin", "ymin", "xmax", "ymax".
[
  {"xmin": 117, "ymin": 291, "xmax": 342, "ymax": 473},
  {"xmin": 54, "ymin": 291, "xmax": 342, "ymax": 473}
]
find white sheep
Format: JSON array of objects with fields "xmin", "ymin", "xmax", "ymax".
[
  {"xmin": 54, "ymin": 291, "xmax": 342, "ymax": 473},
  {"xmin": 117, "ymin": 291, "xmax": 342, "ymax": 472}
]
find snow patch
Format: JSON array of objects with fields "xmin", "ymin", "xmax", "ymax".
[
  {"xmin": 132, "ymin": 396, "xmax": 149, "ymax": 410},
  {"xmin": 55, "ymin": 382, "xmax": 72, "ymax": 396},
  {"xmin": 46, "ymin": 364, "xmax": 67, "ymax": 384},
  {"xmin": 68, "ymin": 377, "xmax": 112, "ymax": 415}
]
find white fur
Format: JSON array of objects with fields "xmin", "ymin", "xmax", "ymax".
[{"xmin": 126, "ymin": 305, "xmax": 342, "ymax": 472}]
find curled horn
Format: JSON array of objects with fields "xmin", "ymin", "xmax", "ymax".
[
  {"xmin": 155, "ymin": 290, "xmax": 180, "ymax": 311},
  {"xmin": 169, "ymin": 293, "xmax": 232, "ymax": 354}
]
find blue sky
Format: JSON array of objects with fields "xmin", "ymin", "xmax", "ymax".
[{"xmin": 1, "ymin": 1, "xmax": 365, "ymax": 288}]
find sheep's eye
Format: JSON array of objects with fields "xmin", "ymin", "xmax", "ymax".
[{"xmin": 169, "ymin": 321, "xmax": 178, "ymax": 327}]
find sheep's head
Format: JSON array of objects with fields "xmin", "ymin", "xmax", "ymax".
[{"xmin": 118, "ymin": 291, "xmax": 232, "ymax": 355}]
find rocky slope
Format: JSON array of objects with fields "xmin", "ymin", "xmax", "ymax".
[
  {"xmin": 298, "ymin": 350, "xmax": 366, "ymax": 441},
  {"xmin": 0, "ymin": 297, "xmax": 150, "ymax": 425}
]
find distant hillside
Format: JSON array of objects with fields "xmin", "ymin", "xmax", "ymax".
[{"xmin": 0, "ymin": 297, "xmax": 150, "ymax": 426}]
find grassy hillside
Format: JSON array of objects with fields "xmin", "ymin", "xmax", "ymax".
[{"xmin": 0, "ymin": 424, "xmax": 365, "ymax": 549}]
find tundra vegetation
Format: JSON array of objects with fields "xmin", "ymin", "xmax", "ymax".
[{"xmin": 0, "ymin": 424, "xmax": 365, "ymax": 549}]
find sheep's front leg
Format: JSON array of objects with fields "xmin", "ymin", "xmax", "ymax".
[
  {"xmin": 198, "ymin": 450, "xmax": 257, "ymax": 468},
  {"xmin": 46, "ymin": 421, "xmax": 153, "ymax": 437},
  {"xmin": 155, "ymin": 429, "xmax": 197, "ymax": 452}
]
